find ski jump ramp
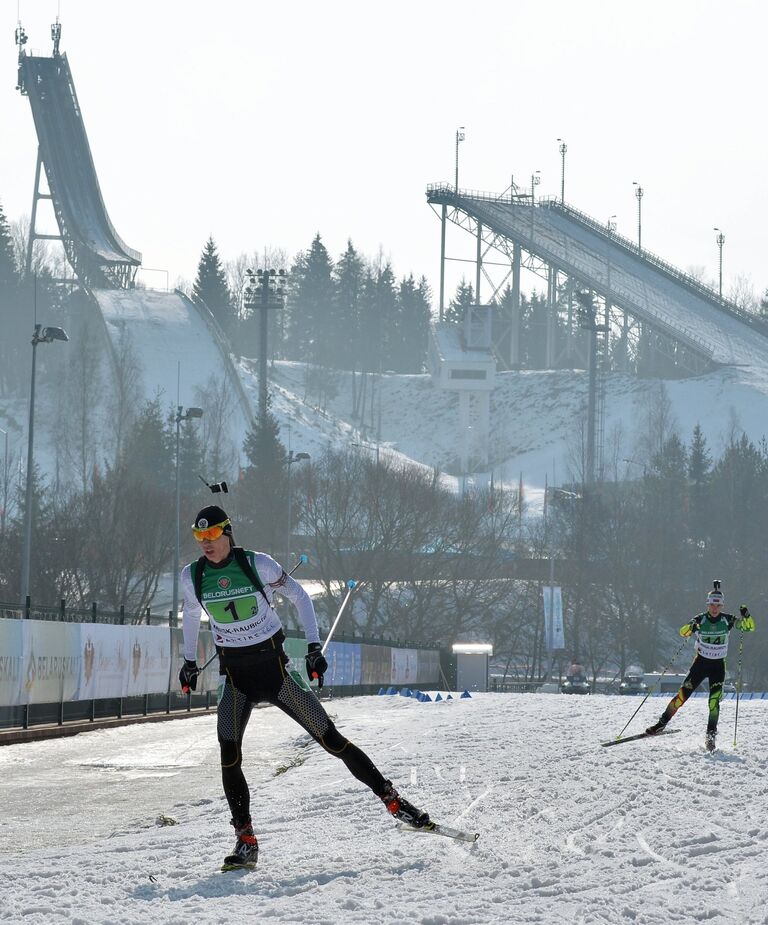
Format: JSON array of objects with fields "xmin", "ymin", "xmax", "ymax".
[
  {"xmin": 428, "ymin": 187, "xmax": 768, "ymax": 371},
  {"xmin": 19, "ymin": 39, "xmax": 254, "ymax": 444}
]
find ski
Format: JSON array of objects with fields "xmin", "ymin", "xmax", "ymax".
[
  {"xmin": 601, "ymin": 728, "xmax": 681, "ymax": 747},
  {"xmin": 396, "ymin": 821, "xmax": 479, "ymax": 843}
]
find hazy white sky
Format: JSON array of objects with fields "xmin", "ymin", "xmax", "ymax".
[{"xmin": 1, "ymin": 0, "xmax": 766, "ymax": 306}]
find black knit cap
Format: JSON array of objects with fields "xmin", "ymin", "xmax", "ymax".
[{"xmin": 192, "ymin": 505, "xmax": 233, "ymax": 536}]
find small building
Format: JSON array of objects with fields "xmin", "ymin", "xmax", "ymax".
[{"xmin": 452, "ymin": 642, "xmax": 493, "ymax": 693}]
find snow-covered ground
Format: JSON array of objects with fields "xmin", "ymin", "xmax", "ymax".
[{"xmin": 3, "ymin": 692, "xmax": 767, "ymax": 924}]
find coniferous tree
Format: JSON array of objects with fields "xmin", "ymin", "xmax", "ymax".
[
  {"xmin": 193, "ymin": 237, "xmax": 234, "ymax": 334},
  {"xmin": 333, "ymin": 240, "xmax": 365, "ymax": 370},
  {"xmin": 688, "ymin": 423, "xmax": 712, "ymax": 586},
  {"xmin": 238, "ymin": 397, "xmax": 288, "ymax": 551},
  {"xmin": 394, "ymin": 274, "xmax": 432, "ymax": 373},
  {"xmin": 445, "ymin": 279, "xmax": 473, "ymax": 325},
  {"xmin": 0, "ymin": 200, "xmax": 23, "ymax": 395},
  {"xmin": 286, "ymin": 234, "xmax": 335, "ymax": 365},
  {"xmin": 122, "ymin": 397, "xmax": 174, "ymax": 489}
]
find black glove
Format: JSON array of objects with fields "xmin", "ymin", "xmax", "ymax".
[
  {"xmin": 179, "ymin": 659, "xmax": 199, "ymax": 693},
  {"xmin": 305, "ymin": 643, "xmax": 328, "ymax": 689}
]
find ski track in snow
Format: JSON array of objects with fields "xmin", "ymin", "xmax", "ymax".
[{"xmin": 3, "ymin": 694, "xmax": 768, "ymax": 924}]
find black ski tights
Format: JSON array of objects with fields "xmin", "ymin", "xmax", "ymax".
[{"xmin": 217, "ymin": 643, "xmax": 387, "ymax": 827}]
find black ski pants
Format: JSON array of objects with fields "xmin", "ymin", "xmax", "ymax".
[
  {"xmin": 660, "ymin": 654, "xmax": 725, "ymax": 733},
  {"xmin": 216, "ymin": 632, "xmax": 387, "ymax": 828}
]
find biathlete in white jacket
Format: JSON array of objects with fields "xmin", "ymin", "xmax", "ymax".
[{"xmin": 179, "ymin": 505, "xmax": 429, "ymax": 870}]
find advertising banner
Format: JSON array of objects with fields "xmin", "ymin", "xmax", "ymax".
[
  {"xmin": 0, "ymin": 620, "xmax": 23, "ymax": 706},
  {"xmin": 23, "ymin": 621, "xmax": 80, "ymax": 705},
  {"xmin": 75, "ymin": 623, "xmax": 129, "ymax": 700},
  {"xmin": 361, "ymin": 644, "xmax": 391, "ymax": 686},
  {"xmin": 415, "ymin": 649, "xmax": 440, "ymax": 685},
  {"xmin": 391, "ymin": 648, "xmax": 418, "ymax": 685},
  {"xmin": 124, "ymin": 626, "xmax": 172, "ymax": 697},
  {"xmin": 543, "ymin": 586, "xmax": 565, "ymax": 651},
  {"xmin": 325, "ymin": 642, "xmax": 362, "ymax": 686}
]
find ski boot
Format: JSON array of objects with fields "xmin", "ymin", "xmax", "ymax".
[
  {"xmin": 380, "ymin": 780, "xmax": 430, "ymax": 828},
  {"xmin": 222, "ymin": 818, "xmax": 259, "ymax": 871},
  {"xmin": 645, "ymin": 719, "xmax": 668, "ymax": 736},
  {"xmin": 705, "ymin": 730, "xmax": 717, "ymax": 753}
]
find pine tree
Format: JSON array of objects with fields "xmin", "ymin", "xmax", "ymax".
[
  {"xmin": 0, "ymin": 200, "xmax": 24, "ymax": 396},
  {"xmin": 122, "ymin": 397, "xmax": 174, "ymax": 489},
  {"xmin": 333, "ymin": 240, "xmax": 365, "ymax": 370},
  {"xmin": 193, "ymin": 237, "xmax": 234, "ymax": 334},
  {"xmin": 445, "ymin": 279, "xmax": 473, "ymax": 325},
  {"xmin": 285, "ymin": 234, "xmax": 335, "ymax": 365},
  {"xmin": 392, "ymin": 274, "xmax": 432, "ymax": 372},
  {"xmin": 239, "ymin": 397, "xmax": 288, "ymax": 551}
]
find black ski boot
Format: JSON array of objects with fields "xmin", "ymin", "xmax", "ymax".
[
  {"xmin": 222, "ymin": 818, "xmax": 259, "ymax": 870},
  {"xmin": 380, "ymin": 780, "xmax": 430, "ymax": 828},
  {"xmin": 705, "ymin": 730, "xmax": 717, "ymax": 752},
  {"xmin": 645, "ymin": 719, "xmax": 668, "ymax": 736}
]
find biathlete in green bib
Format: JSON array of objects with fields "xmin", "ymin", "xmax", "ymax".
[
  {"xmin": 178, "ymin": 505, "xmax": 429, "ymax": 870},
  {"xmin": 646, "ymin": 581, "xmax": 755, "ymax": 751}
]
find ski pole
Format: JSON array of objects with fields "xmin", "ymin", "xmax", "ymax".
[
  {"xmin": 614, "ymin": 635, "xmax": 690, "ymax": 741},
  {"xmin": 733, "ymin": 627, "xmax": 744, "ymax": 747},
  {"xmin": 187, "ymin": 554, "xmax": 309, "ymax": 684},
  {"xmin": 309, "ymin": 579, "xmax": 359, "ymax": 686}
]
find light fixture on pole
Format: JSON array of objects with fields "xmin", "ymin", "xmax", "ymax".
[
  {"xmin": 633, "ymin": 182, "xmax": 644, "ymax": 251},
  {"xmin": 172, "ymin": 405, "xmax": 204, "ymax": 620},
  {"xmin": 608, "ymin": 215, "xmax": 617, "ymax": 233},
  {"xmin": 557, "ymin": 138, "xmax": 567, "ymax": 202},
  {"xmin": 285, "ymin": 450, "xmax": 310, "ymax": 563},
  {"xmin": 455, "ymin": 126, "xmax": 465, "ymax": 191},
  {"xmin": 714, "ymin": 227, "xmax": 725, "ymax": 298},
  {"xmin": 20, "ymin": 323, "xmax": 69, "ymax": 610}
]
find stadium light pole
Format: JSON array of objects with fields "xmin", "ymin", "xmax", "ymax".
[
  {"xmin": 455, "ymin": 126, "xmax": 465, "ymax": 191},
  {"xmin": 530, "ymin": 170, "xmax": 541, "ymax": 238},
  {"xmin": 714, "ymin": 228, "xmax": 725, "ymax": 298},
  {"xmin": 172, "ymin": 405, "xmax": 204, "ymax": 621},
  {"xmin": 285, "ymin": 450, "xmax": 310, "ymax": 563},
  {"xmin": 557, "ymin": 138, "xmax": 567, "ymax": 202},
  {"xmin": 20, "ymin": 323, "xmax": 69, "ymax": 610},
  {"xmin": 245, "ymin": 268, "xmax": 288, "ymax": 427},
  {"xmin": 633, "ymin": 182, "xmax": 644, "ymax": 251}
]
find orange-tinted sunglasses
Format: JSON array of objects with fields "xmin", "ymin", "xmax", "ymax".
[{"xmin": 192, "ymin": 519, "xmax": 230, "ymax": 542}]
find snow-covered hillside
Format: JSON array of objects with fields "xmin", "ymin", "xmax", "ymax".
[
  {"xmin": 5, "ymin": 334, "xmax": 768, "ymax": 508},
  {"xmin": 241, "ymin": 359, "xmax": 768, "ymax": 497},
  {"xmin": 2, "ymin": 692, "xmax": 767, "ymax": 924}
]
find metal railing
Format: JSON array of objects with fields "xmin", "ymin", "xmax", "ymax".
[{"xmin": 1, "ymin": 598, "xmax": 171, "ymax": 625}]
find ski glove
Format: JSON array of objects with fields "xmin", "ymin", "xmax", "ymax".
[
  {"xmin": 179, "ymin": 659, "xmax": 199, "ymax": 693},
  {"xmin": 738, "ymin": 605, "xmax": 756, "ymax": 632},
  {"xmin": 680, "ymin": 620, "xmax": 698, "ymax": 638},
  {"xmin": 306, "ymin": 643, "xmax": 328, "ymax": 689}
]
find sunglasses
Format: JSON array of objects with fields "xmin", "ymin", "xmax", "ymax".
[{"xmin": 192, "ymin": 520, "xmax": 230, "ymax": 542}]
